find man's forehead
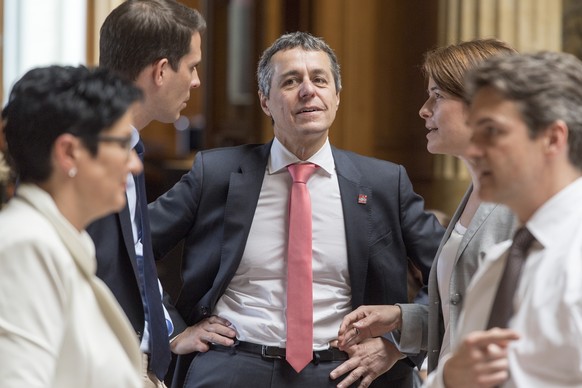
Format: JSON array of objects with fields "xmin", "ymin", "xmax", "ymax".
[
  {"xmin": 271, "ymin": 49, "xmax": 331, "ymax": 73},
  {"xmin": 470, "ymin": 87, "xmax": 504, "ymax": 111},
  {"xmin": 184, "ymin": 31, "xmax": 202, "ymax": 60},
  {"xmin": 272, "ymin": 48, "xmax": 329, "ymax": 63},
  {"xmin": 469, "ymin": 89, "xmax": 523, "ymax": 127}
]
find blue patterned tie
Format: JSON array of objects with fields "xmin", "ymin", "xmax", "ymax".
[{"xmin": 134, "ymin": 140, "xmax": 171, "ymax": 379}]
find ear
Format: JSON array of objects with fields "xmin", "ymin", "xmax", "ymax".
[
  {"xmin": 335, "ymin": 92, "xmax": 340, "ymax": 110},
  {"xmin": 543, "ymin": 120, "xmax": 568, "ymax": 156},
  {"xmin": 258, "ymin": 91, "xmax": 271, "ymax": 117},
  {"xmin": 52, "ymin": 133, "xmax": 81, "ymax": 177},
  {"xmin": 153, "ymin": 58, "xmax": 170, "ymax": 86}
]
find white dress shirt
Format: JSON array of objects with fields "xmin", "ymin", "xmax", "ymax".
[
  {"xmin": 426, "ymin": 177, "xmax": 582, "ymax": 387},
  {"xmin": 214, "ymin": 137, "xmax": 351, "ymax": 350}
]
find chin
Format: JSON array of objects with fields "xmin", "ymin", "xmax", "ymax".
[
  {"xmin": 109, "ymin": 196, "xmax": 127, "ymax": 214},
  {"xmin": 476, "ymin": 187, "xmax": 495, "ymax": 203},
  {"xmin": 158, "ymin": 112, "xmax": 180, "ymax": 124},
  {"xmin": 426, "ymin": 143, "xmax": 441, "ymax": 155}
]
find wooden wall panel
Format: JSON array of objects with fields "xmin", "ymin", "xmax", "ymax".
[
  {"xmin": 321, "ymin": 1, "xmax": 380, "ymax": 156},
  {"xmin": 312, "ymin": 0, "xmax": 439, "ymax": 207}
]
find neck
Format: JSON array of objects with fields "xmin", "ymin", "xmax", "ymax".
[
  {"xmin": 38, "ymin": 179, "xmax": 88, "ymax": 232},
  {"xmin": 276, "ymin": 133, "xmax": 328, "ymax": 161},
  {"xmin": 131, "ymin": 106, "xmax": 150, "ymax": 131},
  {"xmin": 511, "ymin": 164, "xmax": 581, "ymax": 224},
  {"xmin": 458, "ymin": 158, "xmax": 482, "ymax": 227}
]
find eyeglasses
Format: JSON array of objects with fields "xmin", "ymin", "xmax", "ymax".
[{"xmin": 97, "ymin": 134, "xmax": 133, "ymax": 158}]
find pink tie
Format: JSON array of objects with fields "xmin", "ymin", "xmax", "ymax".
[{"xmin": 286, "ymin": 163, "xmax": 317, "ymax": 373}]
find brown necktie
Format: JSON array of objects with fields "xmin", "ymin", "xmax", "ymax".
[
  {"xmin": 486, "ymin": 226, "xmax": 535, "ymax": 329},
  {"xmin": 286, "ymin": 163, "xmax": 317, "ymax": 373}
]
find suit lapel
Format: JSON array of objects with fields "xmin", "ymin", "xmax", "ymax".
[
  {"xmin": 455, "ymin": 185, "xmax": 495, "ymax": 266},
  {"xmin": 332, "ymin": 148, "xmax": 371, "ymax": 307},
  {"xmin": 211, "ymin": 143, "xmax": 271, "ymax": 306},
  {"xmin": 428, "ymin": 187, "xmax": 468, "ymax": 303},
  {"xmin": 118, "ymin": 200, "xmax": 139, "ymax": 273}
]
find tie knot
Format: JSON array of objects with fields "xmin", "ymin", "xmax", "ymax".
[
  {"xmin": 512, "ymin": 226, "xmax": 535, "ymax": 254},
  {"xmin": 288, "ymin": 163, "xmax": 317, "ymax": 183}
]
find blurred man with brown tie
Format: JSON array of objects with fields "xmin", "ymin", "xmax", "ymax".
[{"xmin": 426, "ymin": 51, "xmax": 582, "ymax": 387}]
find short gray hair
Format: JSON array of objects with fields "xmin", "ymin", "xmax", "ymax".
[{"xmin": 257, "ymin": 31, "xmax": 342, "ymax": 98}]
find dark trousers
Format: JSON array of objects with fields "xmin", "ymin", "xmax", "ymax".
[
  {"xmin": 183, "ymin": 347, "xmax": 354, "ymax": 388},
  {"xmin": 182, "ymin": 347, "xmax": 413, "ymax": 388}
]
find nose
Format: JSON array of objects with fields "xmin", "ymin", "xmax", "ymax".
[
  {"xmin": 465, "ymin": 134, "xmax": 484, "ymax": 161},
  {"xmin": 128, "ymin": 150, "xmax": 144, "ymax": 176},
  {"xmin": 190, "ymin": 73, "xmax": 201, "ymax": 89},
  {"xmin": 419, "ymin": 98, "xmax": 432, "ymax": 119},
  {"xmin": 299, "ymin": 80, "xmax": 316, "ymax": 99}
]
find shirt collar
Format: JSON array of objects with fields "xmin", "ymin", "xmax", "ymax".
[
  {"xmin": 130, "ymin": 125, "xmax": 140, "ymax": 149},
  {"xmin": 268, "ymin": 137, "xmax": 335, "ymax": 176},
  {"xmin": 525, "ymin": 177, "xmax": 582, "ymax": 249}
]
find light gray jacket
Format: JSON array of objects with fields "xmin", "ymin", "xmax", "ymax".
[{"xmin": 397, "ymin": 185, "xmax": 518, "ymax": 372}]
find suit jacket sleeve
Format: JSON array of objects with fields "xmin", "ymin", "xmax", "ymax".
[
  {"xmin": 350, "ymin": 159, "xmax": 443, "ymax": 373},
  {"xmin": 396, "ymin": 165, "xmax": 444, "ymax": 282},
  {"xmin": 149, "ymin": 152, "xmax": 203, "ymax": 262},
  {"xmin": 393, "ymin": 303, "xmax": 429, "ymax": 354},
  {"xmin": 148, "ymin": 153, "xmax": 204, "ymax": 335},
  {"xmin": 385, "ymin": 165, "xmax": 444, "ymax": 369}
]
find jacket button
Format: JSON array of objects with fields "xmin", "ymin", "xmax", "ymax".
[
  {"xmin": 200, "ymin": 306, "xmax": 210, "ymax": 316},
  {"xmin": 450, "ymin": 293, "xmax": 462, "ymax": 305}
]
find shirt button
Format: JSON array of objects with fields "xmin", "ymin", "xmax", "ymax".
[{"xmin": 450, "ymin": 293, "xmax": 462, "ymax": 305}]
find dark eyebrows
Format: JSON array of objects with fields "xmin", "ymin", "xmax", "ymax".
[
  {"xmin": 472, "ymin": 117, "xmax": 495, "ymax": 127},
  {"xmin": 278, "ymin": 68, "xmax": 330, "ymax": 81},
  {"xmin": 311, "ymin": 68, "xmax": 329, "ymax": 77},
  {"xmin": 427, "ymin": 85, "xmax": 441, "ymax": 95},
  {"xmin": 279, "ymin": 70, "xmax": 301, "ymax": 80}
]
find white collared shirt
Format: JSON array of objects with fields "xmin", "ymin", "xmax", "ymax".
[
  {"xmin": 213, "ymin": 137, "xmax": 351, "ymax": 350},
  {"xmin": 127, "ymin": 128, "xmax": 141, "ymax": 255},
  {"xmin": 426, "ymin": 177, "xmax": 582, "ymax": 387}
]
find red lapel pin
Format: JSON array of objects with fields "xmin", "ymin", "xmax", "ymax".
[{"xmin": 358, "ymin": 194, "xmax": 367, "ymax": 204}]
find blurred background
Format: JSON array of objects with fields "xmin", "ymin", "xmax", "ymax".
[{"xmin": 0, "ymin": 0, "xmax": 578, "ymax": 216}]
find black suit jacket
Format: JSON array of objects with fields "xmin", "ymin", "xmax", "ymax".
[
  {"xmin": 87, "ymin": 205, "xmax": 145, "ymax": 335},
  {"xmin": 150, "ymin": 142, "xmax": 444, "ymax": 387},
  {"xmin": 87, "ymin": 173, "xmax": 175, "ymax": 380}
]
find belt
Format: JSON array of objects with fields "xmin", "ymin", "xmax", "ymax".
[{"xmin": 210, "ymin": 341, "xmax": 349, "ymax": 364}]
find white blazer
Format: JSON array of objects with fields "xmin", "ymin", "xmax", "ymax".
[{"xmin": 0, "ymin": 184, "xmax": 141, "ymax": 388}]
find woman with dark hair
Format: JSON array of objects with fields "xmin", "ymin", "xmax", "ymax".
[{"xmin": 0, "ymin": 65, "xmax": 143, "ymax": 387}]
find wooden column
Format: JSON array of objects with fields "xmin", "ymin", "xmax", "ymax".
[
  {"xmin": 86, "ymin": 0, "xmax": 124, "ymax": 66},
  {"xmin": 259, "ymin": 0, "xmax": 283, "ymax": 143}
]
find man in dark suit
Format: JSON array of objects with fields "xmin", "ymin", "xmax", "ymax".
[
  {"xmin": 150, "ymin": 31, "xmax": 444, "ymax": 388},
  {"xmin": 86, "ymin": 1, "xmax": 206, "ymax": 387}
]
